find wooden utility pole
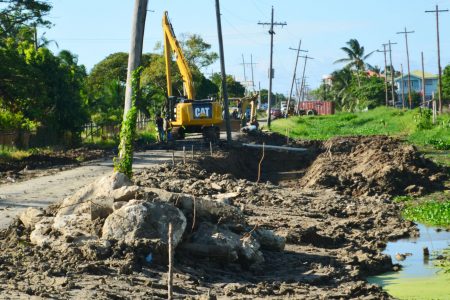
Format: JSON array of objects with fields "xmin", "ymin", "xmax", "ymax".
[
  {"xmin": 258, "ymin": 6, "xmax": 286, "ymax": 128},
  {"xmin": 297, "ymin": 55, "xmax": 314, "ymax": 113},
  {"xmin": 426, "ymin": 5, "xmax": 448, "ymax": 114},
  {"xmin": 400, "ymin": 64, "xmax": 405, "ymax": 109},
  {"xmin": 215, "ymin": 0, "xmax": 232, "ymax": 142},
  {"xmin": 124, "ymin": 0, "xmax": 148, "ymax": 116},
  {"xmin": 384, "ymin": 41, "xmax": 397, "ymax": 106},
  {"xmin": 421, "ymin": 52, "xmax": 426, "ymax": 107},
  {"xmin": 377, "ymin": 46, "xmax": 389, "ymax": 106},
  {"xmin": 241, "ymin": 54, "xmax": 248, "ymax": 92},
  {"xmin": 286, "ymin": 40, "xmax": 307, "ymax": 118},
  {"xmin": 250, "ymin": 55, "xmax": 256, "ymax": 91},
  {"xmin": 397, "ymin": 27, "xmax": 415, "ymax": 109}
]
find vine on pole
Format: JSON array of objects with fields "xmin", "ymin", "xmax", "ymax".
[{"xmin": 114, "ymin": 67, "xmax": 142, "ymax": 177}]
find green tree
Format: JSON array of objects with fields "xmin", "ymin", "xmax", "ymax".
[
  {"xmin": 181, "ymin": 34, "xmax": 218, "ymax": 69},
  {"xmin": 334, "ymin": 39, "xmax": 374, "ymax": 86},
  {"xmin": 210, "ymin": 73, "xmax": 245, "ymax": 99},
  {"xmin": 0, "ymin": 0, "xmax": 52, "ymax": 42},
  {"xmin": 442, "ymin": 64, "xmax": 450, "ymax": 104}
]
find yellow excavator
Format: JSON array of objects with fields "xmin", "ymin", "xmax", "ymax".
[{"xmin": 163, "ymin": 11, "xmax": 222, "ymax": 141}]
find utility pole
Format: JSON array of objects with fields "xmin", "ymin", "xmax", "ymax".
[
  {"xmin": 215, "ymin": 0, "xmax": 231, "ymax": 142},
  {"xmin": 397, "ymin": 27, "xmax": 415, "ymax": 109},
  {"xmin": 400, "ymin": 64, "xmax": 405, "ymax": 109},
  {"xmin": 241, "ymin": 55, "xmax": 257, "ymax": 93},
  {"xmin": 297, "ymin": 55, "xmax": 314, "ymax": 113},
  {"xmin": 426, "ymin": 5, "xmax": 448, "ymax": 114},
  {"xmin": 124, "ymin": 0, "xmax": 148, "ymax": 117},
  {"xmin": 286, "ymin": 40, "xmax": 307, "ymax": 118},
  {"xmin": 241, "ymin": 54, "xmax": 248, "ymax": 92},
  {"xmin": 258, "ymin": 6, "xmax": 286, "ymax": 128},
  {"xmin": 377, "ymin": 46, "xmax": 389, "ymax": 106},
  {"xmin": 383, "ymin": 41, "xmax": 397, "ymax": 106},
  {"xmin": 421, "ymin": 52, "xmax": 426, "ymax": 107},
  {"xmin": 250, "ymin": 54, "xmax": 256, "ymax": 91}
]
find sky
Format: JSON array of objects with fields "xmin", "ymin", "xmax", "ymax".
[{"xmin": 45, "ymin": 0, "xmax": 450, "ymax": 94}]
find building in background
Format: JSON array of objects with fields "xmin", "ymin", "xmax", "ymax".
[{"xmin": 394, "ymin": 70, "xmax": 438, "ymax": 101}]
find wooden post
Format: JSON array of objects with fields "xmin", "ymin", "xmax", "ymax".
[
  {"xmin": 183, "ymin": 146, "xmax": 186, "ymax": 164},
  {"xmin": 400, "ymin": 64, "xmax": 405, "ymax": 109},
  {"xmin": 210, "ymin": 142, "xmax": 213, "ymax": 157},
  {"xmin": 172, "ymin": 150, "xmax": 175, "ymax": 166},
  {"xmin": 191, "ymin": 145, "xmax": 194, "ymax": 160},
  {"xmin": 168, "ymin": 223, "xmax": 173, "ymax": 300},
  {"xmin": 421, "ymin": 52, "xmax": 426, "ymax": 108},
  {"xmin": 432, "ymin": 93, "xmax": 437, "ymax": 124},
  {"xmin": 257, "ymin": 143, "xmax": 265, "ymax": 183}
]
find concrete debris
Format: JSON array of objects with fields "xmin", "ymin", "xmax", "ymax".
[{"xmin": 18, "ymin": 207, "xmax": 44, "ymax": 230}]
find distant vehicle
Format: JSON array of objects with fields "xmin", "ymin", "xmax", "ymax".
[
  {"xmin": 271, "ymin": 108, "xmax": 282, "ymax": 119},
  {"xmin": 297, "ymin": 101, "xmax": 335, "ymax": 116}
]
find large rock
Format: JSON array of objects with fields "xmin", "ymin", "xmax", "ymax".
[
  {"xmin": 253, "ymin": 229, "xmax": 286, "ymax": 251},
  {"xmin": 56, "ymin": 172, "xmax": 133, "ymax": 218},
  {"xmin": 19, "ymin": 207, "xmax": 45, "ymax": 230},
  {"xmin": 145, "ymin": 188, "xmax": 245, "ymax": 224},
  {"xmin": 102, "ymin": 200, "xmax": 186, "ymax": 247},
  {"xmin": 183, "ymin": 222, "xmax": 264, "ymax": 266}
]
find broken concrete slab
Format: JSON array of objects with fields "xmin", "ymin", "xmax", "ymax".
[
  {"xmin": 102, "ymin": 200, "xmax": 186, "ymax": 247},
  {"xmin": 187, "ymin": 222, "xmax": 264, "ymax": 266},
  {"xmin": 144, "ymin": 188, "xmax": 245, "ymax": 224},
  {"xmin": 18, "ymin": 207, "xmax": 45, "ymax": 230},
  {"xmin": 56, "ymin": 172, "xmax": 132, "ymax": 217}
]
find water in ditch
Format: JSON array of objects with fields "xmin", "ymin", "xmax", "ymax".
[{"xmin": 367, "ymin": 224, "xmax": 450, "ymax": 299}]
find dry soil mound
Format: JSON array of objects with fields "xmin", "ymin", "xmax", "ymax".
[{"xmin": 300, "ymin": 136, "xmax": 447, "ymax": 196}]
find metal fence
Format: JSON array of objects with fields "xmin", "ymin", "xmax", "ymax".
[{"xmin": 81, "ymin": 118, "xmax": 152, "ymax": 142}]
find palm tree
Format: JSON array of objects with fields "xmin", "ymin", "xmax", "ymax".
[{"xmin": 334, "ymin": 39, "xmax": 374, "ymax": 86}]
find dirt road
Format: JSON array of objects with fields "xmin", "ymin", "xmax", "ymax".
[{"xmin": 0, "ymin": 150, "xmax": 182, "ymax": 230}]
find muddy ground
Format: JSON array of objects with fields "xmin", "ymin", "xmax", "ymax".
[
  {"xmin": 0, "ymin": 148, "xmax": 110, "ymax": 184},
  {"xmin": 0, "ymin": 135, "xmax": 448, "ymax": 299}
]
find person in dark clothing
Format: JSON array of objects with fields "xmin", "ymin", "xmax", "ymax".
[{"xmin": 155, "ymin": 113, "xmax": 164, "ymax": 142}]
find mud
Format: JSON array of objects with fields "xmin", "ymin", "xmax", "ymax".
[
  {"xmin": 0, "ymin": 148, "xmax": 109, "ymax": 184},
  {"xmin": 0, "ymin": 135, "xmax": 447, "ymax": 299}
]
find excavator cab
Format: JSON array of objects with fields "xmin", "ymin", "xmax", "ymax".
[{"xmin": 163, "ymin": 11, "xmax": 222, "ymax": 142}]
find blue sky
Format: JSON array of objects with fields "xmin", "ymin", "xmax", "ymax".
[{"xmin": 46, "ymin": 0, "xmax": 450, "ymax": 93}]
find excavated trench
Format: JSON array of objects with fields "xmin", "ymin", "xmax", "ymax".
[{"xmin": 198, "ymin": 145, "xmax": 320, "ymax": 184}]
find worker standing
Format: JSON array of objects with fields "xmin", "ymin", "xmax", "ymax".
[{"xmin": 155, "ymin": 113, "xmax": 164, "ymax": 142}]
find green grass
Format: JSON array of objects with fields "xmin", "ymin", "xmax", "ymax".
[
  {"xmin": 0, "ymin": 147, "xmax": 31, "ymax": 161},
  {"xmin": 271, "ymin": 107, "xmax": 450, "ymax": 148}
]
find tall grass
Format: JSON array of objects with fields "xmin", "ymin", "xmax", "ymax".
[{"xmin": 272, "ymin": 107, "xmax": 449, "ymax": 148}]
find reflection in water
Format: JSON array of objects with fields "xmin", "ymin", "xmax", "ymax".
[{"xmin": 368, "ymin": 224, "xmax": 450, "ymax": 299}]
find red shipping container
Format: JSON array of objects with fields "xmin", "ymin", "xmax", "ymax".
[{"xmin": 298, "ymin": 101, "xmax": 335, "ymax": 115}]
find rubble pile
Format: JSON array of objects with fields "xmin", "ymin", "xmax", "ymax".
[{"xmin": 0, "ymin": 135, "xmax": 446, "ymax": 298}]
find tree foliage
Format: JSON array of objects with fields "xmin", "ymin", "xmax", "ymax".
[
  {"xmin": 0, "ymin": 0, "xmax": 52, "ymax": 43},
  {"xmin": 442, "ymin": 64, "xmax": 450, "ymax": 103}
]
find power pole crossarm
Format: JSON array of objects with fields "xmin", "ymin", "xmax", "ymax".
[
  {"xmin": 257, "ymin": 6, "xmax": 286, "ymax": 129},
  {"xmin": 426, "ymin": 5, "xmax": 449, "ymax": 114}
]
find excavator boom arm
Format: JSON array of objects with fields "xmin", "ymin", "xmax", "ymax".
[{"xmin": 162, "ymin": 11, "xmax": 195, "ymax": 100}]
